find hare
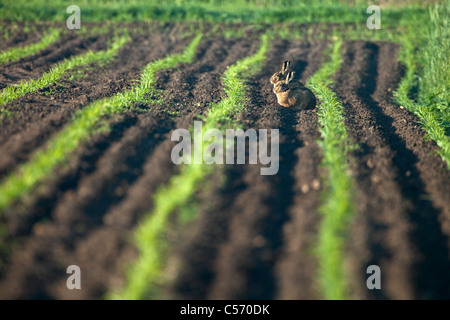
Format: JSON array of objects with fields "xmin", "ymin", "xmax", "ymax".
[
  {"xmin": 273, "ymin": 71, "xmax": 316, "ymax": 110},
  {"xmin": 270, "ymin": 60, "xmax": 290, "ymax": 84}
]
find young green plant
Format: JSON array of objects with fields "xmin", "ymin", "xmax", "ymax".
[
  {"xmin": 394, "ymin": 4, "xmax": 450, "ymax": 168},
  {"xmin": 0, "ymin": 34, "xmax": 129, "ymax": 106},
  {"xmin": 0, "ymin": 29, "xmax": 60, "ymax": 65},
  {"xmin": 307, "ymin": 37, "xmax": 356, "ymax": 300},
  {"xmin": 0, "ymin": 34, "xmax": 203, "ymax": 213}
]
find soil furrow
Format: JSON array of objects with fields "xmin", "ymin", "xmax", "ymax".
[
  {"xmin": 337, "ymin": 41, "xmax": 415, "ymax": 300},
  {"xmin": 0, "ymin": 33, "xmax": 108, "ymax": 90},
  {"xmin": 370, "ymin": 42, "xmax": 450, "ymax": 299},
  {"xmin": 209, "ymin": 40, "xmax": 323, "ymax": 300},
  {"xmin": 0, "ymin": 31, "xmax": 41, "ymax": 53},
  {"xmin": 0, "ymin": 22, "xmax": 62, "ymax": 52},
  {"xmin": 57, "ymin": 36, "xmax": 261, "ymax": 299},
  {"xmin": 0, "ymin": 112, "xmax": 136, "ymax": 298},
  {"xmin": 168, "ymin": 39, "xmax": 326, "ymax": 299},
  {"xmin": 0, "ymin": 30, "xmax": 191, "ymax": 299},
  {"xmin": 165, "ymin": 165, "xmax": 244, "ymax": 299},
  {"xmin": 336, "ymin": 41, "xmax": 450, "ymax": 299},
  {"xmin": 273, "ymin": 40, "xmax": 327, "ymax": 300},
  {"xmin": 0, "ymin": 36, "xmax": 259, "ymax": 299},
  {"xmin": 0, "ymin": 32, "xmax": 189, "ymax": 181}
]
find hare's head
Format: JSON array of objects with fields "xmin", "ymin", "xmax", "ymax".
[
  {"xmin": 270, "ymin": 60, "xmax": 290, "ymax": 84},
  {"xmin": 273, "ymin": 71, "xmax": 294, "ymax": 94}
]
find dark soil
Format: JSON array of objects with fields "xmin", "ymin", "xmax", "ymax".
[
  {"xmin": 334, "ymin": 41, "xmax": 450, "ymax": 300},
  {"xmin": 0, "ymin": 29, "xmax": 260, "ymax": 299},
  {"xmin": 0, "ymin": 21, "xmax": 58, "ymax": 52},
  {"xmin": 0, "ymin": 28, "xmax": 191, "ymax": 181}
]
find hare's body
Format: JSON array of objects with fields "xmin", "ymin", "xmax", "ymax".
[
  {"xmin": 275, "ymin": 89, "xmax": 298, "ymax": 108},
  {"xmin": 273, "ymin": 71, "xmax": 316, "ymax": 110},
  {"xmin": 275, "ymin": 86, "xmax": 316, "ymax": 110}
]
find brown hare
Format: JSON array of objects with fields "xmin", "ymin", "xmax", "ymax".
[{"xmin": 273, "ymin": 71, "xmax": 316, "ymax": 110}]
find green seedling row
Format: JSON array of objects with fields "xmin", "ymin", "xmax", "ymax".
[
  {"xmin": 394, "ymin": 5, "xmax": 450, "ymax": 168},
  {"xmin": 0, "ymin": 34, "xmax": 202, "ymax": 213},
  {"xmin": 0, "ymin": 29, "xmax": 61, "ymax": 66},
  {"xmin": 0, "ymin": 34, "xmax": 129, "ymax": 106},
  {"xmin": 307, "ymin": 37, "xmax": 356, "ymax": 300}
]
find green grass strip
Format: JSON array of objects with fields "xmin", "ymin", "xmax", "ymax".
[
  {"xmin": 419, "ymin": 4, "xmax": 450, "ymax": 127},
  {"xmin": 0, "ymin": 0, "xmax": 430, "ymax": 25},
  {"xmin": 0, "ymin": 29, "xmax": 60, "ymax": 66},
  {"xmin": 109, "ymin": 34, "xmax": 269, "ymax": 300},
  {"xmin": 394, "ymin": 4, "xmax": 450, "ymax": 168},
  {"xmin": 307, "ymin": 38, "xmax": 355, "ymax": 300},
  {"xmin": 0, "ymin": 34, "xmax": 129, "ymax": 106},
  {"xmin": 0, "ymin": 34, "xmax": 202, "ymax": 213}
]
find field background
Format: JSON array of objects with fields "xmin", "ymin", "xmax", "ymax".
[{"xmin": 0, "ymin": 0, "xmax": 449, "ymax": 299}]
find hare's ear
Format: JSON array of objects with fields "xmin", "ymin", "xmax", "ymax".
[
  {"xmin": 286, "ymin": 71, "xmax": 294, "ymax": 84},
  {"xmin": 282, "ymin": 60, "xmax": 290, "ymax": 73}
]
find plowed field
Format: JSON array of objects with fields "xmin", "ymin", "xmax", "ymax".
[{"xmin": 0, "ymin": 22, "xmax": 449, "ymax": 300}]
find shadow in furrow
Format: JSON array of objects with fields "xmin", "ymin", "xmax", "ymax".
[
  {"xmin": 80, "ymin": 117, "xmax": 174, "ymax": 225},
  {"xmin": 249, "ymin": 109, "xmax": 302, "ymax": 299},
  {"xmin": 4, "ymin": 115, "xmax": 138, "ymax": 238},
  {"xmin": 239, "ymin": 41, "xmax": 311, "ymax": 298},
  {"xmin": 169, "ymin": 165, "xmax": 246, "ymax": 299},
  {"xmin": 357, "ymin": 42, "xmax": 450, "ymax": 299},
  {"xmin": 241, "ymin": 78, "xmax": 302, "ymax": 298}
]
